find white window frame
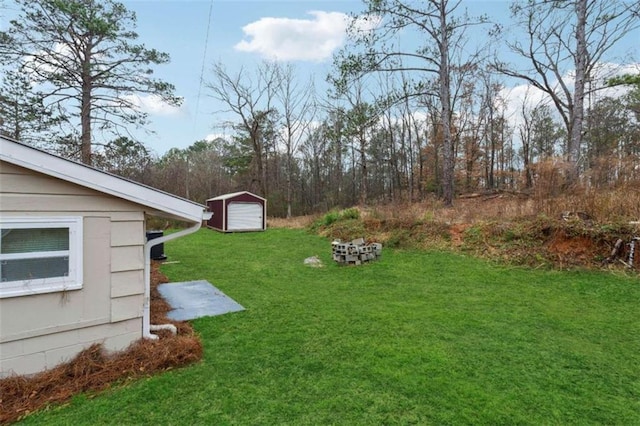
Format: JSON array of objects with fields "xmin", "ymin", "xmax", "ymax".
[{"xmin": 0, "ymin": 216, "xmax": 83, "ymax": 298}]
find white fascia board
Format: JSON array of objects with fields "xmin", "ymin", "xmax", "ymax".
[
  {"xmin": 1, "ymin": 137, "xmax": 206, "ymax": 223},
  {"xmin": 206, "ymin": 191, "xmax": 247, "ymax": 202},
  {"xmin": 206, "ymin": 191, "xmax": 266, "ymax": 202}
]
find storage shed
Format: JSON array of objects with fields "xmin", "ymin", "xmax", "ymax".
[{"xmin": 206, "ymin": 191, "xmax": 266, "ymax": 232}]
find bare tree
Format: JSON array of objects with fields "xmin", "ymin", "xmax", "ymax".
[
  {"xmin": 337, "ymin": 79, "xmax": 380, "ymax": 206},
  {"xmin": 457, "ymin": 77, "xmax": 484, "ymax": 192},
  {"xmin": 299, "ymin": 122, "xmax": 330, "ymax": 210},
  {"xmin": 494, "ymin": 0, "xmax": 640, "ymax": 182},
  {"xmin": 479, "ymin": 72, "xmax": 503, "ymax": 189},
  {"xmin": 0, "ymin": 0, "xmax": 181, "ymax": 165},
  {"xmin": 320, "ymin": 103, "xmax": 349, "ymax": 207},
  {"xmin": 275, "ymin": 64, "xmax": 315, "ymax": 218},
  {"xmin": 334, "ymin": 0, "xmax": 488, "ymax": 206},
  {"xmin": 207, "ymin": 62, "xmax": 282, "ymax": 197},
  {"xmin": 518, "ymin": 90, "xmax": 537, "ymax": 189}
]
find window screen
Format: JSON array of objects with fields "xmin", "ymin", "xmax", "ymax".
[{"xmin": 1, "ymin": 228, "xmax": 69, "ymax": 253}]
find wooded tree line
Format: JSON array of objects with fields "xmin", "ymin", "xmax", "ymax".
[{"xmin": 1, "ymin": 0, "xmax": 639, "ymax": 218}]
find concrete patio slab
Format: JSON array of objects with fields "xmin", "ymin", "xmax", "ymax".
[{"xmin": 157, "ymin": 280, "xmax": 245, "ymax": 321}]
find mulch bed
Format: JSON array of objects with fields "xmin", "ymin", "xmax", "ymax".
[{"xmin": 0, "ymin": 261, "xmax": 202, "ymax": 424}]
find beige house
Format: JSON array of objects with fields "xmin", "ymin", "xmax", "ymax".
[{"xmin": 0, "ymin": 135, "xmax": 210, "ymax": 377}]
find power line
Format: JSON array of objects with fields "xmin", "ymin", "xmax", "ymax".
[{"xmin": 193, "ymin": 0, "xmax": 214, "ymax": 139}]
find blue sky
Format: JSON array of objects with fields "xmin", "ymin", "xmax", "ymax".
[
  {"xmin": 123, "ymin": 0, "xmax": 638, "ymax": 156},
  {"xmin": 124, "ymin": 0, "xmax": 528, "ymax": 156},
  {"xmin": 124, "ymin": 0, "xmax": 370, "ymax": 155},
  {"xmin": 2, "ymin": 1, "xmax": 637, "ymax": 156}
]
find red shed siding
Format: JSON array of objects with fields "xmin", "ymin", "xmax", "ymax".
[
  {"xmin": 227, "ymin": 192, "xmax": 264, "ymax": 204},
  {"xmin": 207, "ymin": 199, "xmax": 225, "ymax": 230}
]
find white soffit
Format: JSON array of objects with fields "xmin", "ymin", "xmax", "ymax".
[{"xmin": 0, "ymin": 136, "xmax": 206, "ymax": 223}]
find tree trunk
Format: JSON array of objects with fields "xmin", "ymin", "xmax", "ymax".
[
  {"xmin": 489, "ymin": 118, "xmax": 495, "ymax": 189},
  {"xmin": 359, "ymin": 133, "xmax": 368, "ymax": 205},
  {"xmin": 522, "ymin": 130, "xmax": 533, "ymax": 189},
  {"xmin": 335, "ymin": 121, "xmax": 343, "ymax": 206},
  {"xmin": 81, "ymin": 69, "xmax": 92, "ymax": 165},
  {"xmin": 439, "ymin": 0, "xmax": 454, "ymax": 206},
  {"xmin": 251, "ymin": 122, "xmax": 267, "ymax": 198},
  {"xmin": 286, "ymin": 147, "xmax": 292, "ymax": 219},
  {"xmin": 569, "ymin": 0, "xmax": 588, "ymax": 183}
]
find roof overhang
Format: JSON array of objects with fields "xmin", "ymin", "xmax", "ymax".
[
  {"xmin": 0, "ymin": 136, "xmax": 208, "ymax": 223},
  {"xmin": 206, "ymin": 191, "xmax": 266, "ymax": 202}
]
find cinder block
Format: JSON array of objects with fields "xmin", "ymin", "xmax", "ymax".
[{"xmin": 332, "ymin": 239, "xmax": 382, "ymax": 265}]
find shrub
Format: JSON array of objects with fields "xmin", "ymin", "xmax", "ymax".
[
  {"xmin": 310, "ymin": 208, "xmax": 361, "ymax": 232},
  {"xmin": 340, "ymin": 207, "xmax": 360, "ymax": 220},
  {"xmin": 385, "ymin": 229, "xmax": 411, "ymax": 248}
]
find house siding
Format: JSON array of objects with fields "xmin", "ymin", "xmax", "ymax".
[
  {"xmin": 0, "ymin": 162, "xmax": 146, "ymax": 377},
  {"xmin": 0, "ymin": 318, "xmax": 140, "ymax": 376}
]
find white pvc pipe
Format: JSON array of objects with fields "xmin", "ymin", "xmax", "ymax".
[
  {"xmin": 143, "ymin": 212, "xmax": 212, "ymax": 340},
  {"xmin": 150, "ymin": 324, "xmax": 177, "ymax": 335}
]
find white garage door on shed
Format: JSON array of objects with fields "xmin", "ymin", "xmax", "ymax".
[{"xmin": 227, "ymin": 202, "xmax": 263, "ymax": 231}]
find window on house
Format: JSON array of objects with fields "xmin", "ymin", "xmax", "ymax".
[{"xmin": 0, "ymin": 217, "xmax": 83, "ymax": 298}]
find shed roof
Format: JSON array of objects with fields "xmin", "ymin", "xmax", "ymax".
[
  {"xmin": 207, "ymin": 191, "xmax": 266, "ymax": 201},
  {"xmin": 206, "ymin": 191, "xmax": 266, "ymax": 202},
  {"xmin": 0, "ymin": 135, "xmax": 207, "ymax": 223}
]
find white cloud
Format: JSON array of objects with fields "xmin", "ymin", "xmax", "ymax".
[
  {"xmin": 500, "ymin": 84, "xmax": 550, "ymax": 125},
  {"xmin": 500, "ymin": 61, "xmax": 640, "ymax": 131},
  {"xmin": 122, "ymin": 94, "xmax": 185, "ymax": 117},
  {"xmin": 205, "ymin": 133, "xmax": 230, "ymax": 142},
  {"xmin": 234, "ymin": 11, "xmax": 352, "ymax": 62},
  {"xmin": 351, "ymin": 13, "xmax": 382, "ymax": 35},
  {"xmin": 21, "ymin": 43, "xmax": 76, "ymax": 83}
]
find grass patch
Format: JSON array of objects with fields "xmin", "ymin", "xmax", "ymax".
[{"xmin": 19, "ymin": 229, "xmax": 640, "ymax": 425}]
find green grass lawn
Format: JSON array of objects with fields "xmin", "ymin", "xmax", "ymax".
[{"xmin": 21, "ymin": 228, "xmax": 640, "ymax": 425}]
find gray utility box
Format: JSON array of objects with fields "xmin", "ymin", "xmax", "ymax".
[{"xmin": 332, "ymin": 238, "xmax": 382, "ymax": 265}]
